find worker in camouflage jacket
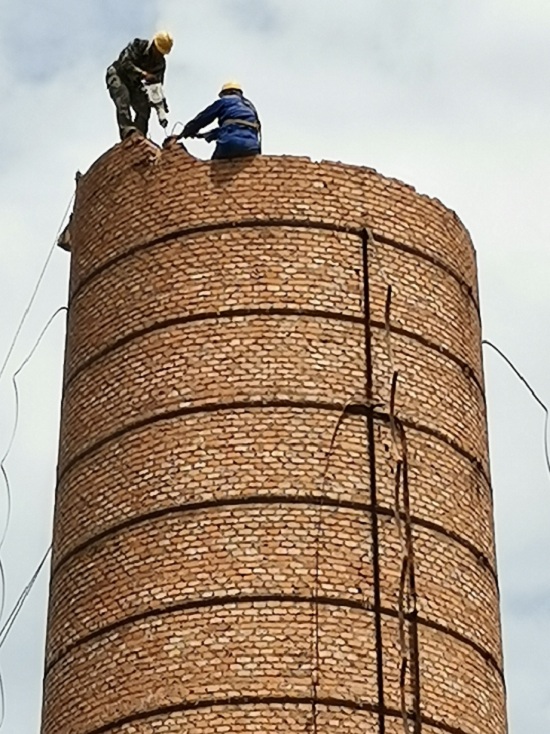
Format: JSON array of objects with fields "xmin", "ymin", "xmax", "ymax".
[
  {"xmin": 177, "ymin": 81, "xmax": 261, "ymax": 159},
  {"xmin": 106, "ymin": 31, "xmax": 173, "ymax": 140}
]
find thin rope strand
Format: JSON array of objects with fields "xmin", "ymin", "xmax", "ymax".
[
  {"xmin": 0, "ymin": 667, "xmax": 5, "ymax": 729},
  {"xmin": 1, "ymin": 307, "xmax": 68, "ymax": 467},
  {"xmin": 0, "ymin": 306, "xmax": 67, "ymax": 630},
  {"xmin": 483, "ymin": 340, "xmax": 550, "ymax": 478},
  {"xmin": 0, "ymin": 545, "xmax": 52, "ymax": 651},
  {"xmin": 0, "ymin": 303, "xmax": 66, "ymax": 730},
  {"xmin": 0, "ymin": 193, "xmax": 73, "ymax": 387},
  {"xmin": 0, "ymin": 562, "xmax": 5, "ymax": 628}
]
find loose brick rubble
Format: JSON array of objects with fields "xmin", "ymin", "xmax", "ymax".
[{"xmin": 41, "ymin": 137, "xmax": 508, "ymax": 734}]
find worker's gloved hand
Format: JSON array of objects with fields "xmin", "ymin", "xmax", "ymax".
[
  {"xmin": 203, "ymin": 129, "xmax": 218, "ymax": 143},
  {"xmin": 181, "ymin": 123, "xmax": 196, "ymax": 138}
]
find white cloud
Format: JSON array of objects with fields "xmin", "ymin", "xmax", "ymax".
[{"xmin": 0, "ymin": 0, "xmax": 158, "ymax": 82}]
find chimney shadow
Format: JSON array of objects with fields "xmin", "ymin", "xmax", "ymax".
[{"xmin": 209, "ymin": 155, "xmax": 258, "ymax": 187}]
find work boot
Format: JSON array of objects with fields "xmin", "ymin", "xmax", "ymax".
[{"xmin": 121, "ymin": 125, "xmax": 140, "ymax": 140}]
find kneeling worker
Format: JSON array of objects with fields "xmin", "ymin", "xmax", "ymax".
[
  {"xmin": 106, "ymin": 31, "xmax": 174, "ymax": 140},
  {"xmin": 179, "ymin": 81, "xmax": 261, "ymax": 159}
]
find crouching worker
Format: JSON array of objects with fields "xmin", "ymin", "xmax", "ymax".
[
  {"xmin": 177, "ymin": 81, "xmax": 261, "ymax": 159},
  {"xmin": 106, "ymin": 31, "xmax": 174, "ymax": 140}
]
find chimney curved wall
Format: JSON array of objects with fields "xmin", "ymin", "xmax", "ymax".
[{"xmin": 41, "ymin": 140, "xmax": 507, "ymax": 734}]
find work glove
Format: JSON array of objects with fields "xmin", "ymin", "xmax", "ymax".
[{"xmin": 181, "ymin": 123, "xmax": 197, "ymax": 138}]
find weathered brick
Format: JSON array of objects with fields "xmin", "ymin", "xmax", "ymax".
[{"xmin": 41, "ymin": 138, "xmax": 506, "ymax": 734}]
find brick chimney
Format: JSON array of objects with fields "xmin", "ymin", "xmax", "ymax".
[{"xmin": 41, "ymin": 138, "xmax": 507, "ymax": 734}]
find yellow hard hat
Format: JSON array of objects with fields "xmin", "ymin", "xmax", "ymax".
[
  {"xmin": 220, "ymin": 80, "xmax": 243, "ymax": 94},
  {"xmin": 153, "ymin": 31, "xmax": 174, "ymax": 55}
]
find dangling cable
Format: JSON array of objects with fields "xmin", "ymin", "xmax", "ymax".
[
  {"xmin": 310, "ymin": 394, "xmax": 363, "ymax": 733},
  {"xmin": 0, "ymin": 543, "xmax": 52, "ymax": 729},
  {"xmin": 0, "ymin": 563, "xmax": 5, "ymax": 632},
  {"xmin": 0, "ymin": 305, "xmax": 67, "ymax": 690},
  {"xmin": 483, "ymin": 340, "xmax": 550, "ymax": 479},
  {"xmin": 0, "ymin": 468, "xmax": 9, "ymax": 623},
  {"xmin": 1, "ymin": 307, "xmax": 68, "ymax": 469},
  {"xmin": 0, "ymin": 307, "xmax": 67, "ymax": 560},
  {"xmin": 0, "ymin": 193, "xmax": 74, "ymax": 387},
  {"xmin": 170, "ymin": 121, "xmax": 184, "ymax": 137},
  {"xmin": 0, "ymin": 667, "xmax": 5, "ymax": 730},
  {"xmin": 0, "ymin": 302, "xmax": 65, "ymax": 733},
  {"xmin": 0, "ymin": 544, "xmax": 52, "ymax": 651}
]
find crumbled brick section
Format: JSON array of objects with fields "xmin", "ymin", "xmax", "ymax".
[{"xmin": 41, "ymin": 137, "xmax": 507, "ymax": 734}]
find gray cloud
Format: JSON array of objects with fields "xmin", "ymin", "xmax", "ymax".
[
  {"xmin": 217, "ymin": 0, "xmax": 283, "ymax": 34},
  {"xmin": 0, "ymin": 0, "xmax": 158, "ymax": 83}
]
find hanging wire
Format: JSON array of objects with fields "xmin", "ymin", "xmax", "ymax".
[
  {"xmin": 0, "ymin": 564, "xmax": 5, "ymax": 633},
  {"xmin": 310, "ymin": 394, "xmax": 362, "ymax": 734},
  {"xmin": 0, "ymin": 545, "xmax": 52, "ymax": 652},
  {"xmin": 0, "ymin": 307, "xmax": 68, "ymax": 471},
  {"xmin": 0, "ymin": 469, "xmax": 9, "ymax": 559},
  {"xmin": 0, "ymin": 544, "xmax": 52, "ymax": 730},
  {"xmin": 0, "ymin": 667, "xmax": 5, "ymax": 730},
  {"xmin": 0, "ymin": 193, "xmax": 74, "ymax": 388},
  {"xmin": 0, "ymin": 306, "xmax": 67, "ymax": 619},
  {"xmin": 0, "ymin": 193, "xmax": 73, "ymax": 734},
  {"xmin": 0, "ymin": 304, "xmax": 67, "ymax": 730},
  {"xmin": 170, "ymin": 120, "xmax": 184, "ymax": 137},
  {"xmin": 367, "ymin": 234, "xmax": 422, "ymax": 730},
  {"xmin": 0, "ymin": 472, "xmax": 8, "ymax": 625},
  {"xmin": 483, "ymin": 340, "xmax": 550, "ymax": 479}
]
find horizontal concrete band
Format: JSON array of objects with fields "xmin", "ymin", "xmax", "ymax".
[
  {"xmin": 70, "ymin": 219, "xmax": 480, "ymax": 318},
  {"xmin": 45, "ymin": 593, "xmax": 504, "ymax": 685},
  {"xmin": 57, "ymin": 400, "xmax": 490, "ymax": 489},
  {"xmin": 79, "ymin": 694, "xmax": 484, "ymax": 734},
  {"xmin": 64, "ymin": 308, "xmax": 485, "ymax": 400},
  {"xmin": 51, "ymin": 493, "xmax": 497, "ymax": 590}
]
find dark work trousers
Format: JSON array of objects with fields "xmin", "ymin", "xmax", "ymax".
[
  {"xmin": 212, "ymin": 142, "xmax": 260, "ymax": 160},
  {"xmin": 106, "ymin": 66, "xmax": 151, "ymax": 139}
]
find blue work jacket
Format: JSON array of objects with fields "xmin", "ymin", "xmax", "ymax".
[{"xmin": 184, "ymin": 93, "xmax": 261, "ymax": 158}]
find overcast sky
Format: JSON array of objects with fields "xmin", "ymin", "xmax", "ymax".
[{"xmin": 0, "ymin": 1, "xmax": 548, "ymax": 732}]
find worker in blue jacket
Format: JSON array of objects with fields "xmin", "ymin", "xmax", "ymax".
[{"xmin": 178, "ymin": 81, "xmax": 261, "ymax": 159}]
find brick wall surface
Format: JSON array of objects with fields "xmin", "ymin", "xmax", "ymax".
[{"xmin": 41, "ymin": 137, "xmax": 507, "ymax": 734}]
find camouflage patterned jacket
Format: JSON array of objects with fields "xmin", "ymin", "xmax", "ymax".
[{"xmin": 112, "ymin": 38, "xmax": 166, "ymax": 86}]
